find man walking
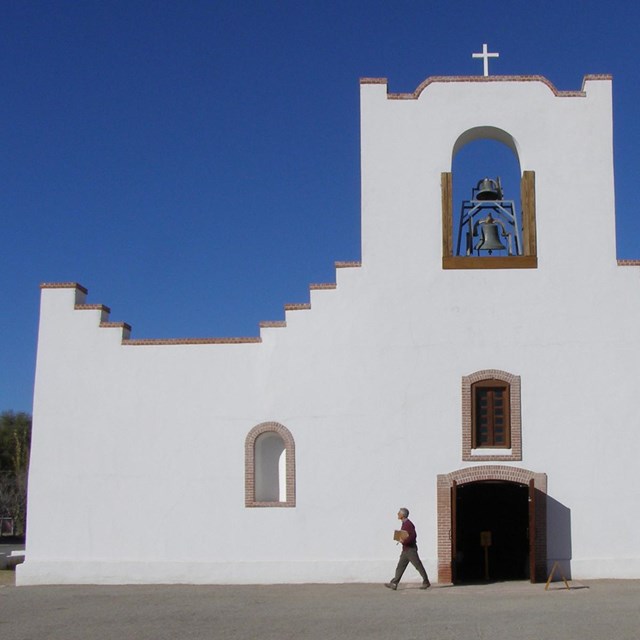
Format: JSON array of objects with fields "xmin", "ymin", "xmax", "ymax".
[{"xmin": 385, "ymin": 507, "xmax": 431, "ymax": 590}]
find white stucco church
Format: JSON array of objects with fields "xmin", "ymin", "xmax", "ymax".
[{"xmin": 19, "ymin": 61, "xmax": 640, "ymax": 585}]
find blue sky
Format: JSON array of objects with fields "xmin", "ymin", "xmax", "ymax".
[{"xmin": 2, "ymin": 1, "xmax": 640, "ymax": 413}]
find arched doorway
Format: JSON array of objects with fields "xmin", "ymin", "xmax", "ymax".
[
  {"xmin": 455, "ymin": 481, "xmax": 529, "ymax": 582},
  {"xmin": 437, "ymin": 466, "xmax": 547, "ymax": 583}
]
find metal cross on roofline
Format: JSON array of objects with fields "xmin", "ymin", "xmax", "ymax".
[{"xmin": 472, "ymin": 43, "xmax": 499, "ymax": 77}]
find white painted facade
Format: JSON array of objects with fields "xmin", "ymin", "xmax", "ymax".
[{"xmin": 19, "ymin": 73, "xmax": 640, "ymax": 585}]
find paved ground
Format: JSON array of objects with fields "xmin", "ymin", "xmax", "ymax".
[{"xmin": 1, "ymin": 577, "xmax": 639, "ymax": 640}]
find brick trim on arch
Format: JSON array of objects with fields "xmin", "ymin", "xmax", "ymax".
[
  {"xmin": 462, "ymin": 369, "xmax": 522, "ymax": 462},
  {"xmin": 245, "ymin": 422, "xmax": 296, "ymax": 508},
  {"xmin": 436, "ymin": 466, "xmax": 547, "ymax": 584}
]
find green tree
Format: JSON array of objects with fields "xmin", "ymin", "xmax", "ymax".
[{"xmin": 0, "ymin": 411, "xmax": 32, "ymax": 537}]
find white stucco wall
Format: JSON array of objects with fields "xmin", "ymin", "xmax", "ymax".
[{"xmin": 19, "ymin": 74, "xmax": 640, "ymax": 585}]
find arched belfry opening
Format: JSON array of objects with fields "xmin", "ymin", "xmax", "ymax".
[
  {"xmin": 442, "ymin": 127, "xmax": 537, "ymax": 269},
  {"xmin": 453, "ymin": 138, "xmax": 522, "ymax": 257}
]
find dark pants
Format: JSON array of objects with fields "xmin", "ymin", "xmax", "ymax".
[{"xmin": 391, "ymin": 545, "xmax": 430, "ymax": 585}]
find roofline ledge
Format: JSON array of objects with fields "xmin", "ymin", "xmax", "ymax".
[{"xmin": 360, "ymin": 74, "xmax": 612, "ymax": 100}]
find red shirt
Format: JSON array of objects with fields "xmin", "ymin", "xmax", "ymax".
[{"xmin": 401, "ymin": 518, "xmax": 417, "ymax": 547}]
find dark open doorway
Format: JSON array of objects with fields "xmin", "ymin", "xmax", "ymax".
[{"xmin": 454, "ymin": 481, "xmax": 530, "ymax": 583}]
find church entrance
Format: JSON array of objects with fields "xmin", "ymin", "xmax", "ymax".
[
  {"xmin": 436, "ymin": 466, "xmax": 547, "ymax": 584},
  {"xmin": 453, "ymin": 480, "xmax": 530, "ymax": 582}
]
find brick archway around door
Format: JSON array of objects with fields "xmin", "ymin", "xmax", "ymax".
[{"xmin": 436, "ymin": 466, "xmax": 547, "ymax": 584}]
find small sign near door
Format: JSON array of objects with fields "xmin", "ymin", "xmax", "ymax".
[{"xmin": 480, "ymin": 530, "xmax": 492, "ymax": 580}]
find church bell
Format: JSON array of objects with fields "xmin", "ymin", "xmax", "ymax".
[
  {"xmin": 476, "ymin": 214, "xmax": 506, "ymax": 254},
  {"xmin": 456, "ymin": 176, "xmax": 521, "ymax": 257},
  {"xmin": 475, "ymin": 177, "xmax": 503, "ymax": 201}
]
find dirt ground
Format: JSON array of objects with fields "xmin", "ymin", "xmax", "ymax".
[{"xmin": 0, "ymin": 569, "xmax": 16, "ymax": 586}]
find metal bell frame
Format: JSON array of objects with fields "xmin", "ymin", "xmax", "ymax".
[{"xmin": 455, "ymin": 177, "xmax": 523, "ymax": 257}]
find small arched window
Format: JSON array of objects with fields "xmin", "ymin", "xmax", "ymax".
[{"xmin": 245, "ymin": 422, "xmax": 296, "ymax": 508}]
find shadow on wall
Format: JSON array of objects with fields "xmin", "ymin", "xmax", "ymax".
[{"xmin": 546, "ymin": 494, "xmax": 572, "ymax": 580}]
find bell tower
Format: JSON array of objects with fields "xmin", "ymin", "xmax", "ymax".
[{"xmin": 358, "ymin": 73, "xmax": 614, "ymax": 276}]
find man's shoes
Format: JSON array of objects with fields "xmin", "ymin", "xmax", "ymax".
[
  {"xmin": 420, "ymin": 581, "xmax": 431, "ymax": 589},
  {"xmin": 384, "ymin": 583, "xmax": 397, "ymax": 590}
]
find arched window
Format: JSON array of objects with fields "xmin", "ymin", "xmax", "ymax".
[
  {"xmin": 462, "ymin": 370, "xmax": 522, "ymax": 462},
  {"xmin": 442, "ymin": 127, "xmax": 537, "ymax": 269},
  {"xmin": 245, "ymin": 422, "xmax": 296, "ymax": 507},
  {"xmin": 471, "ymin": 378, "xmax": 510, "ymax": 448},
  {"xmin": 254, "ymin": 432, "xmax": 286, "ymax": 502}
]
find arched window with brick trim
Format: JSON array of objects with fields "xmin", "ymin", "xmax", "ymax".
[
  {"xmin": 472, "ymin": 378, "xmax": 510, "ymax": 448},
  {"xmin": 462, "ymin": 370, "xmax": 522, "ymax": 462},
  {"xmin": 245, "ymin": 422, "xmax": 296, "ymax": 508}
]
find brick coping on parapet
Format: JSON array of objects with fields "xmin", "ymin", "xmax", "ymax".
[
  {"xmin": 39, "ymin": 261, "xmax": 362, "ymax": 346},
  {"xmin": 124, "ymin": 337, "xmax": 262, "ymax": 345},
  {"xmin": 41, "ymin": 281, "xmax": 88, "ymax": 293},
  {"xmin": 360, "ymin": 74, "xmax": 612, "ymax": 100},
  {"xmin": 40, "ymin": 259, "xmax": 639, "ymax": 346}
]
